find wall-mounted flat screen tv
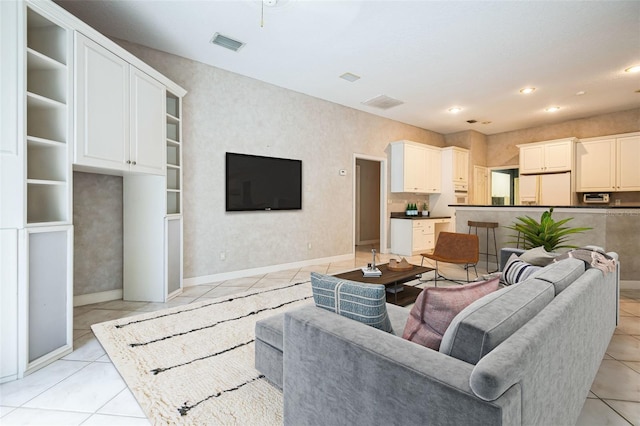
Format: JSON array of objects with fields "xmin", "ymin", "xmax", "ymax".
[{"xmin": 225, "ymin": 152, "xmax": 302, "ymax": 211}]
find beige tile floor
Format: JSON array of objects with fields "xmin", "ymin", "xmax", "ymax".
[{"xmin": 1, "ymin": 246, "xmax": 638, "ymax": 425}]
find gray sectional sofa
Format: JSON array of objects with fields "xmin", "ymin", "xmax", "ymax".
[{"xmin": 255, "ymin": 248, "xmax": 619, "ymax": 426}]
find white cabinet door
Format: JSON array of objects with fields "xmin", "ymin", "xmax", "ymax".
[
  {"xmin": 20, "ymin": 226, "xmax": 73, "ymax": 376},
  {"xmin": 544, "ymin": 141, "xmax": 573, "ymax": 173},
  {"xmin": 425, "ymin": 147, "xmax": 442, "ymax": 193},
  {"xmin": 452, "ymin": 149, "xmax": 469, "ymax": 183},
  {"xmin": 520, "ymin": 144, "xmax": 545, "ymax": 174},
  {"xmin": 404, "ymin": 143, "xmax": 427, "ymax": 192},
  {"xmin": 130, "ymin": 67, "xmax": 165, "ymax": 175},
  {"xmin": 576, "ymin": 139, "xmax": 616, "ymax": 191},
  {"xmin": 617, "ymin": 135, "xmax": 640, "ymax": 191},
  {"xmin": 75, "ymin": 33, "xmax": 129, "ymax": 171}
]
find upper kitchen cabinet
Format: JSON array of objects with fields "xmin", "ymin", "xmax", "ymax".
[
  {"xmin": 442, "ymin": 146, "xmax": 469, "ymax": 185},
  {"xmin": 518, "ymin": 138, "xmax": 576, "ymax": 174},
  {"xmin": 75, "ymin": 33, "xmax": 165, "ymax": 175},
  {"xmin": 390, "ymin": 141, "xmax": 441, "ymax": 193},
  {"xmin": 576, "ymin": 133, "xmax": 640, "ymax": 192}
]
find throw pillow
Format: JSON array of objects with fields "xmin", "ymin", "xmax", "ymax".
[
  {"xmin": 519, "ymin": 246, "xmax": 559, "ymax": 266},
  {"xmin": 310, "ymin": 272, "xmax": 393, "ymax": 333},
  {"xmin": 501, "ymin": 253, "xmax": 542, "ymax": 286},
  {"xmin": 401, "ymin": 277, "xmax": 500, "ymax": 350}
]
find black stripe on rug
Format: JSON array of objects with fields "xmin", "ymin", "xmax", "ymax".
[
  {"xmin": 129, "ymin": 295, "xmax": 313, "ymax": 348},
  {"xmin": 115, "ymin": 280, "xmax": 310, "ymax": 329},
  {"xmin": 150, "ymin": 339, "xmax": 254, "ymax": 375},
  {"xmin": 178, "ymin": 375, "xmax": 265, "ymax": 417}
]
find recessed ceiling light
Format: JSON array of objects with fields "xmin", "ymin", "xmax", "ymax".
[
  {"xmin": 545, "ymin": 106, "xmax": 561, "ymax": 113},
  {"xmin": 448, "ymin": 107, "xmax": 462, "ymax": 113},
  {"xmin": 575, "ymin": 91, "xmax": 586, "ymax": 96},
  {"xmin": 624, "ymin": 65, "xmax": 640, "ymax": 73},
  {"xmin": 519, "ymin": 87, "xmax": 536, "ymax": 94},
  {"xmin": 339, "ymin": 72, "xmax": 360, "ymax": 83}
]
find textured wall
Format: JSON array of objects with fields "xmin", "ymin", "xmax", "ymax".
[
  {"xmin": 73, "ymin": 172, "xmax": 123, "ymax": 295},
  {"xmin": 114, "ymin": 40, "xmax": 444, "ymax": 279},
  {"xmin": 486, "ymin": 108, "xmax": 640, "ymax": 168}
]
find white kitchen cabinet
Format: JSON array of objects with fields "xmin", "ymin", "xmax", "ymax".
[
  {"xmin": 519, "ymin": 138, "xmax": 575, "ymax": 174},
  {"xmin": 425, "ymin": 146, "xmax": 442, "ymax": 193},
  {"xmin": 75, "ymin": 33, "xmax": 165, "ymax": 175},
  {"xmin": 390, "ymin": 141, "xmax": 441, "ymax": 193},
  {"xmin": 576, "ymin": 133, "xmax": 640, "ymax": 192},
  {"xmin": 391, "ymin": 219, "xmax": 435, "ymax": 256},
  {"xmin": 451, "ymin": 147, "xmax": 469, "ymax": 183}
]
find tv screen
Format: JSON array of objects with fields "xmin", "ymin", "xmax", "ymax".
[{"xmin": 225, "ymin": 153, "xmax": 302, "ymax": 211}]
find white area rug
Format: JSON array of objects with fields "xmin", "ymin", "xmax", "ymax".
[{"xmin": 92, "ymin": 281, "xmax": 312, "ymax": 425}]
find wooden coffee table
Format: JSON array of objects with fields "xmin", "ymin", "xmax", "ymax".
[{"xmin": 333, "ymin": 263, "xmax": 434, "ymax": 306}]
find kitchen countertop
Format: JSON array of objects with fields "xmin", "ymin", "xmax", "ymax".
[
  {"xmin": 450, "ymin": 204, "xmax": 640, "ymax": 209},
  {"xmin": 390, "ymin": 213, "xmax": 452, "ymax": 220}
]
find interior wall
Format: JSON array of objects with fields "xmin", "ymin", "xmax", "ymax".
[
  {"xmin": 485, "ymin": 107, "xmax": 640, "ymax": 168},
  {"xmin": 73, "ymin": 172, "xmax": 123, "ymax": 295},
  {"xmin": 444, "ymin": 129, "xmax": 488, "ymax": 203},
  {"xmin": 355, "ymin": 159, "xmax": 380, "ymax": 243},
  {"xmin": 114, "ymin": 40, "xmax": 444, "ymax": 279}
]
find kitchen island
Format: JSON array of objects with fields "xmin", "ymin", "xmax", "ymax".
[{"xmin": 452, "ymin": 205, "xmax": 640, "ymax": 281}]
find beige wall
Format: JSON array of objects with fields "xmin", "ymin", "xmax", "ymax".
[
  {"xmin": 74, "ymin": 40, "xmax": 638, "ymax": 283},
  {"xmin": 486, "ymin": 108, "xmax": 640, "ymax": 168},
  {"xmin": 116, "ymin": 40, "xmax": 444, "ymax": 279}
]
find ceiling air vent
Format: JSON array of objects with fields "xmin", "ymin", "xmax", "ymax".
[
  {"xmin": 361, "ymin": 95, "xmax": 404, "ymax": 110},
  {"xmin": 210, "ymin": 33, "xmax": 245, "ymax": 52}
]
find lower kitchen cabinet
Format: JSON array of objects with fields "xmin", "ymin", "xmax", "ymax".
[{"xmin": 391, "ymin": 219, "xmax": 435, "ymax": 256}]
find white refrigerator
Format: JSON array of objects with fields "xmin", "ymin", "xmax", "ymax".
[{"xmin": 519, "ymin": 172, "xmax": 571, "ymax": 205}]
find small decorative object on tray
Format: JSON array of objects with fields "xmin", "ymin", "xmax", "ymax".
[
  {"xmin": 361, "ymin": 266, "xmax": 382, "ymax": 277},
  {"xmin": 388, "ymin": 257, "xmax": 413, "ymax": 271}
]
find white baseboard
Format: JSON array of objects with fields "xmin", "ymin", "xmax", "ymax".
[
  {"xmin": 184, "ymin": 253, "xmax": 354, "ymax": 287},
  {"xmin": 621, "ymin": 280, "xmax": 640, "ymax": 290},
  {"xmin": 74, "ymin": 289, "xmax": 123, "ymax": 307}
]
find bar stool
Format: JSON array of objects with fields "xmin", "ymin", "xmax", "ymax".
[{"xmin": 468, "ymin": 221, "xmax": 499, "ymax": 273}]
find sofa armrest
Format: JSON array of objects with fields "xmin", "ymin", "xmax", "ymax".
[
  {"xmin": 283, "ymin": 305, "xmax": 520, "ymax": 426},
  {"xmin": 500, "ymin": 248, "xmax": 524, "ymax": 271}
]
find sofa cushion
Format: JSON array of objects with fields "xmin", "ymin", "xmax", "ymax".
[
  {"xmin": 440, "ymin": 278, "xmax": 555, "ymax": 364},
  {"xmin": 533, "ymin": 257, "xmax": 585, "ymax": 295},
  {"xmin": 519, "ymin": 246, "xmax": 559, "ymax": 266},
  {"xmin": 402, "ymin": 277, "xmax": 499, "ymax": 350},
  {"xmin": 501, "ymin": 254, "xmax": 543, "ymax": 285},
  {"xmin": 311, "ymin": 272, "xmax": 393, "ymax": 332}
]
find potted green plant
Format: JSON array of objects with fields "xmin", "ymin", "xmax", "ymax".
[{"xmin": 505, "ymin": 207, "xmax": 591, "ymax": 252}]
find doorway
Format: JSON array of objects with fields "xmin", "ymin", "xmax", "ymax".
[
  {"xmin": 490, "ymin": 167, "xmax": 519, "ymax": 205},
  {"xmin": 353, "ymin": 155, "xmax": 387, "ymax": 253}
]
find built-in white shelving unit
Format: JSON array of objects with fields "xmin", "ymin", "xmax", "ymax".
[
  {"xmin": 166, "ymin": 92, "xmax": 182, "ymax": 215},
  {"xmin": 25, "ymin": 7, "xmax": 70, "ymax": 226}
]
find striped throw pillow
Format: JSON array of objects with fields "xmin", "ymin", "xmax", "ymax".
[
  {"xmin": 311, "ymin": 272, "xmax": 393, "ymax": 333},
  {"xmin": 501, "ymin": 254, "xmax": 542, "ymax": 285}
]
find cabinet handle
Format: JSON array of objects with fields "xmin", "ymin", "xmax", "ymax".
[
  {"xmin": 126, "ymin": 160, "xmax": 131, "ymax": 164},
  {"xmin": 132, "ymin": 161, "xmax": 137, "ymax": 165}
]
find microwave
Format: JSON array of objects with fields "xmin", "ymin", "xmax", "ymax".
[{"xmin": 583, "ymin": 193, "xmax": 610, "ymax": 204}]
